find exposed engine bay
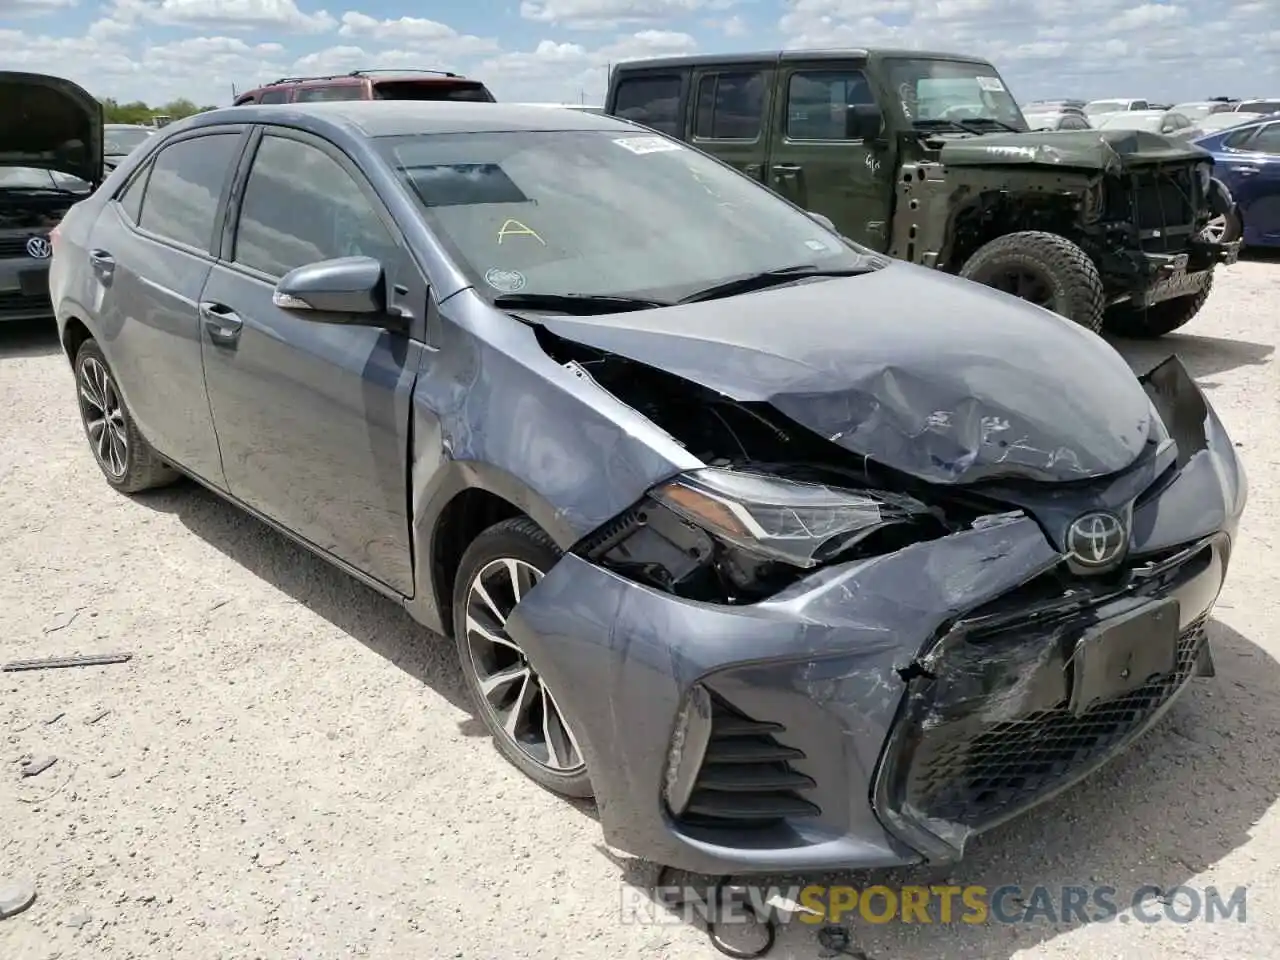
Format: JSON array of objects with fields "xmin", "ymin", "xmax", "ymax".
[{"xmin": 538, "ymin": 329, "xmax": 1008, "ymax": 604}]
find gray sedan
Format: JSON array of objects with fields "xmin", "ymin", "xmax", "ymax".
[{"xmin": 49, "ymin": 101, "xmax": 1247, "ymax": 876}]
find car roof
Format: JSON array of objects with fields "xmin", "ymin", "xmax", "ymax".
[
  {"xmin": 611, "ymin": 48, "xmax": 994, "ymax": 71},
  {"xmin": 189, "ymin": 100, "xmax": 639, "ymax": 138}
]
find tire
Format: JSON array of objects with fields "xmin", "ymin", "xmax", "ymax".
[
  {"xmin": 452, "ymin": 516, "xmax": 593, "ymax": 798},
  {"xmin": 74, "ymin": 339, "xmax": 180, "ymax": 493},
  {"xmin": 959, "ymin": 230, "xmax": 1106, "ymax": 333},
  {"xmin": 1103, "ymin": 273, "xmax": 1214, "ymax": 339}
]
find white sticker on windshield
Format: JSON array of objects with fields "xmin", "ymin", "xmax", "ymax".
[
  {"xmin": 484, "ymin": 268, "xmax": 526, "ymax": 293},
  {"xmin": 976, "ymin": 75, "xmax": 1006, "ymax": 93},
  {"xmin": 613, "ymin": 136, "xmax": 682, "ymax": 155}
]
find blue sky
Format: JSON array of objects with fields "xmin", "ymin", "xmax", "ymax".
[{"xmin": 1, "ymin": 0, "xmax": 1277, "ymax": 107}]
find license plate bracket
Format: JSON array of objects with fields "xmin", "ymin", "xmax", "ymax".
[
  {"xmin": 1068, "ymin": 598, "xmax": 1180, "ymax": 716},
  {"xmin": 19, "ymin": 268, "xmax": 50, "ymax": 297}
]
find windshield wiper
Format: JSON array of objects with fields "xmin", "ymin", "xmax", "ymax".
[
  {"xmin": 491, "ymin": 292, "xmax": 671, "ymax": 315},
  {"xmin": 965, "ymin": 117, "xmax": 1023, "ymax": 133},
  {"xmin": 912, "ymin": 118, "xmax": 989, "ymax": 136},
  {"xmin": 676, "ymin": 263, "xmax": 876, "ymax": 305}
]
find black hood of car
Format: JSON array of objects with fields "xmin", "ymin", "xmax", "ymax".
[
  {"xmin": 538, "ymin": 263, "xmax": 1156, "ymax": 485},
  {"xmin": 0, "ymin": 71, "xmax": 103, "ymax": 187}
]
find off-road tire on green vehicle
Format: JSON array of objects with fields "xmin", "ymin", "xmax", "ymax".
[
  {"xmin": 958, "ymin": 231, "xmax": 1106, "ymax": 333},
  {"xmin": 1102, "ymin": 274, "xmax": 1214, "ymax": 339},
  {"xmin": 74, "ymin": 339, "xmax": 181, "ymax": 493}
]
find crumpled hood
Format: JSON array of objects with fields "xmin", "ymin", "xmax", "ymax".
[
  {"xmin": 941, "ymin": 128, "xmax": 1210, "ymax": 172},
  {"xmin": 0, "ymin": 71, "xmax": 103, "ymax": 186},
  {"xmin": 539, "ymin": 262, "xmax": 1156, "ymax": 485}
]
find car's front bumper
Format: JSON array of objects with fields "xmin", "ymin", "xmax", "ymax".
[
  {"xmin": 0, "ymin": 253, "xmax": 54, "ymax": 321},
  {"xmin": 504, "ymin": 358, "xmax": 1246, "ymax": 875}
]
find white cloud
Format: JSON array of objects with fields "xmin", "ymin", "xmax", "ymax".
[
  {"xmin": 0, "ymin": 0, "xmax": 76, "ymax": 14},
  {"xmin": 108, "ymin": 0, "xmax": 336, "ymax": 34},
  {"xmin": 520, "ymin": 0, "xmax": 704, "ymax": 30},
  {"xmin": 336, "ymin": 11, "xmax": 500, "ymax": 54}
]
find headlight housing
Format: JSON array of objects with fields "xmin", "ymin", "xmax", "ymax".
[{"xmin": 650, "ymin": 468, "xmax": 932, "ymax": 569}]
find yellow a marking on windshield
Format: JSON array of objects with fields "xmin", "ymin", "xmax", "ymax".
[{"xmin": 497, "ymin": 219, "xmax": 546, "ymax": 245}]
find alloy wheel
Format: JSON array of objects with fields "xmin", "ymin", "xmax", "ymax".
[
  {"xmin": 1202, "ymin": 214, "xmax": 1228, "ymax": 243},
  {"xmin": 463, "ymin": 557, "xmax": 586, "ymax": 774},
  {"xmin": 78, "ymin": 356, "xmax": 128, "ymax": 479}
]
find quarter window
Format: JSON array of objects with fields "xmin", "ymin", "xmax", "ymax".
[
  {"xmin": 786, "ymin": 70, "xmax": 876, "ymax": 140},
  {"xmin": 694, "ymin": 72, "xmax": 766, "ymax": 140},
  {"xmin": 232, "ymin": 134, "xmax": 398, "ymax": 278},
  {"xmin": 613, "ymin": 75, "xmax": 683, "ymax": 135},
  {"xmin": 116, "ymin": 163, "xmax": 150, "ymax": 223},
  {"xmin": 137, "ymin": 134, "xmax": 241, "ymax": 250},
  {"xmin": 257, "ymin": 89, "xmax": 290, "ymax": 104}
]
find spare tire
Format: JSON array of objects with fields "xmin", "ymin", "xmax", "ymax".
[{"xmin": 959, "ymin": 230, "xmax": 1105, "ymax": 332}]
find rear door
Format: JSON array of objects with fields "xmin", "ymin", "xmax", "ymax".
[
  {"xmin": 198, "ymin": 126, "xmax": 425, "ymax": 594},
  {"xmin": 607, "ymin": 70, "xmax": 690, "ymax": 139},
  {"xmin": 764, "ymin": 58, "xmax": 895, "ymax": 250},
  {"xmin": 84, "ymin": 126, "xmax": 248, "ymax": 487},
  {"xmin": 687, "ymin": 62, "xmax": 773, "ymax": 183}
]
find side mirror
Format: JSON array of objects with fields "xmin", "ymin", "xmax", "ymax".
[
  {"xmin": 845, "ymin": 103, "xmax": 884, "ymax": 142},
  {"xmin": 273, "ymin": 256, "xmax": 387, "ymax": 318},
  {"xmin": 807, "ymin": 211, "xmax": 836, "ymax": 232}
]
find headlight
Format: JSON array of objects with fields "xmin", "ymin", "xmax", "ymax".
[{"xmin": 650, "ymin": 467, "xmax": 931, "ymax": 568}]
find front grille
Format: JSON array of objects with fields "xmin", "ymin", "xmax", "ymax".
[
  {"xmin": 901, "ymin": 612, "xmax": 1208, "ymax": 830},
  {"xmin": 0, "ymin": 236, "xmax": 45, "ymax": 258},
  {"xmin": 1103, "ymin": 165, "xmax": 1199, "ymax": 254},
  {"xmin": 0, "ymin": 290, "xmax": 51, "ymax": 315},
  {"xmin": 678, "ymin": 697, "xmax": 820, "ymax": 827}
]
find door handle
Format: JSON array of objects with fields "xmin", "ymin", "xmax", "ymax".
[
  {"xmin": 1231, "ymin": 166, "xmax": 1260, "ymax": 176},
  {"xmin": 88, "ymin": 249, "xmax": 115, "ymax": 275},
  {"xmin": 772, "ymin": 163, "xmax": 802, "ymax": 174},
  {"xmin": 199, "ymin": 301, "xmax": 244, "ymax": 347}
]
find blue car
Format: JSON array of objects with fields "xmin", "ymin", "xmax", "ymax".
[{"xmin": 1193, "ymin": 113, "xmax": 1280, "ymax": 248}]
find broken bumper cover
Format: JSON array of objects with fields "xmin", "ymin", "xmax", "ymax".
[{"xmin": 504, "ymin": 360, "xmax": 1245, "ymax": 875}]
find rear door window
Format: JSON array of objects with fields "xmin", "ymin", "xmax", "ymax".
[
  {"xmin": 694, "ymin": 71, "xmax": 766, "ymax": 140},
  {"xmin": 294, "ymin": 84, "xmax": 365, "ymax": 102},
  {"xmin": 232, "ymin": 134, "xmax": 399, "ymax": 277},
  {"xmin": 373, "ymin": 81, "xmax": 494, "ymax": 102},
  {"xmin": 1249, "ymin": 123, "xmax": 1280, "ymax": 153},
  {"xmin": 137, "ymin": 133, "xmax": 241, "ymax": 251},
  {"xmin": 613, "ymin": 75, "xmax": 683, "ymax": 135}
]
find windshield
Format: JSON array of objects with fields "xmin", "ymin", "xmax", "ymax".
[
  {"xmin": 885, "ymin": 59, "xmax": 1026, "ymax": 128},
  {"xmin": 1240, "ymin": 100, "xmax": 1280, "ymax": 115},
  {"xmin": 1097, "ymin": 114, "xmax": 1163, "ymax": 132},
  {"xmin": 104, "ymin": 127, "xmax": 153, "ymax": 155},
  {"xmin": 0, "ymin": 166, "xmax": 91, "ymax": 192},
  {"xmin": 1173, "ymin": 103, "xmax": 1213, "ymax": 121},
  {"xmin": 379, "ymin": 129, "xmax": 869, "ymax": 302},
  {"xmin": 1085, "ymin": 100, "xmax": 1128, "ymax": 117}
]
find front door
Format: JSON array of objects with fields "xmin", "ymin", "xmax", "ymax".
[
  {"xmin": 1223, "ymin": 121, "xmax": 1280, "ymax": 247},
  {"xmin": 687, "ymin": 64, "xmax": 774, "ymax": 184},
  {"xmin": 199, "ymin": 128, "xmax": 425, "ymax": 594},
  {"xmin": 765, "ymin": 60, "xmax": 896, "ymax": 251}
]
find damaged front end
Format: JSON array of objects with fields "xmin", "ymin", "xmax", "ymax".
[{"xmin": 504, "ymin": 320, "xmax": 1244, "ymax": 872}]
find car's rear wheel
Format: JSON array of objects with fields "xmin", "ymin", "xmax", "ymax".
[
  {"xmin": 74, "ymin": 339, "xmax": 180, "ymax": 493},
  {"xmin": 1103, "ymin": 274, "xmax": 1214, "ymax": 339},
  {"xmin": 959, "ymin": 231, "xmax": 1105, "ymax": 333},
  {"xmin": 452, "ymin": 517, "xmax": 593, "ymax": 798}
]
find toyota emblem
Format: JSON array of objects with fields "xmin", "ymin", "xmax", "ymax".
[
  {"xmin": 1065, "ymin": 511, "xmax": 1127, "ymax": 571},
  {"xmin": 25, "ymin": 236, "xmax": 52, "ymax": 260}
]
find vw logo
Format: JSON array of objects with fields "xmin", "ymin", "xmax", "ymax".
[
  {"xmin": 1066, "ymin": 511, "xmax": 1127, "ymax": 570},
  {"xmin": 25, "ymin": 236, "xmax": 52, "ymax": 259}
]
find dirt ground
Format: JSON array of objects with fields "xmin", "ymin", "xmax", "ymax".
[{"xmin": 2, "ymin": 258, "xmax": 1278, "ymax": 960}]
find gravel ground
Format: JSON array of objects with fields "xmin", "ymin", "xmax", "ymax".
[{"xmin": 1, "ymin": 257, "xmax": 1278, "ymax": 960}]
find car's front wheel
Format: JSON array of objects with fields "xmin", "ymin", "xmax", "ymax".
[
  {"xmin": 74, "ymin": 339, "xmax": 179, "ymax": 493},
  {"xmin": 959, "ymin": 230, "xmax": 1106, "ymax": 333},
  {"xmin": 452, "ymin": 517, "xmax": 593, "ymax": 798}
]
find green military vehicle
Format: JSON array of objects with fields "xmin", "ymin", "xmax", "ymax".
[{"xmin": 604, "ymin": 49, "xmax": 1242, "ymax": 337}]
